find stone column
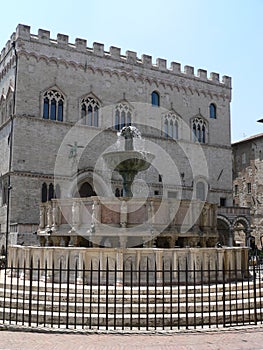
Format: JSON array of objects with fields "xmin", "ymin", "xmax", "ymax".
[
  {"xmin": 90, "ymin": 199, "xmax": 101, "ymax": 232},
  {"xmin": 69, "ymin": 200, "xmax": 81, "ymax": 245},
  {"xmin": 46, "ymin": 203, "xmax": 52, "ymax": 229},
  {"xmin": 116, "ymin": 250, "xmax": 124, "ymax": 285},
  {"xmin": 42, "ymin": 248, "xmax": 53, "ymax": 282},
  {"xmin": 71, "ymin": 200, "xmax": 80, "ymax": 233},
  {"xmin": 156, "ymin": 250, "xmax": 163, "ymax": 284},
  {"xmin": 120, "ymin": 200, "xmax": 128, "ymax": 228},
  {"xmin": 77, "ymin": 251, "xmax": 84, "ymax": 284},
  {"xmin": 39, "ymin": 204, "xmax": 45, "ymax": 229},
  {"xmin": 52, "ymin": 201, "xmax": 59, "ymax": 233}
]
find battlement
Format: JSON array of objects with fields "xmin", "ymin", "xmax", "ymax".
[{"xmin": 1, "ymin": 24, "xmax": 231, "ymax": 88}]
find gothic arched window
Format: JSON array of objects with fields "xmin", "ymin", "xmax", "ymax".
[
  {"xmin": 151, "ymin": 91, "xmax": 160, "ymax": 106},
  {"xmin": 48, "ymin": 183, "xmax": 54, "ymax": 201},
  {"xmin": 41, "ymin": 183, "xmax": 56, "ymax": 202},
  {"xmin": 81, "ymin": 96, "xmax": 100, "ymax": 127},
  {"xmin": 163, "ymin": 112, "xmax": 179, "ymax": 139},
  {"xmin": 41, "ymin": 183, "xmax": 47, "ymax": 203},
  {"xmin": 209, "ymin": 103, "xmax": 217, "ymax": 119},
  {"xmin": 114, "ymin": 102, "xmax": 132, "ymax": 131},
  {"xmin": 196, "ymin": 181, "xmax": 206, "ymax": 201},
  {"xmin": 43, "ymin": 89, "xmax": 64, "ymax": 121},
  {"xmin": 0, "ymin": 96, "xmax": 6, "ymax": 124},
  {"xmin": 192, "ymin": 117, "xmax": 207, "ymax": 144}
]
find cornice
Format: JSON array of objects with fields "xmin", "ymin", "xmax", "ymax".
[{"xmin": 15, "ymin": 50, "xmax": 231, "ymax": 102}]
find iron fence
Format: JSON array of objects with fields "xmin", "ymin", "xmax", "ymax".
[{"xmin": 0, "ymin": 256, "xmax": 262, "ymax": 331}]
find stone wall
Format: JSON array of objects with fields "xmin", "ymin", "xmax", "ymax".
[
  {"xmin": 8, "ymin": 246, "xmax": 249, "ymax": 284},
  {"xmin": 233, "ymin": 134, "xmax": 263, "ymax": 247}
]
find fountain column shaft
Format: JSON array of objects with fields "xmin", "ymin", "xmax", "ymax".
[{"xmin": 120, "ymin": 170, "xmax": 138, "ymax": 197}]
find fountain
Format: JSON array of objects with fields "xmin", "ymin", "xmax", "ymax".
[
  {"xmin": 103, "ymin": 126, "xmax": 155, "ymax": 198},
  {"xmin": 7, "ymin": 125, "xmax": 248, "ymax": 285},
  {"xmin": 35, "ymin": 125, "xmax": 221, "ymax": 249}
]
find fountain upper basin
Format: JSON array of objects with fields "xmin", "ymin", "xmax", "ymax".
[{"xmin": 103, "ymin": 150, "xmax": 155, "ymax": 172}]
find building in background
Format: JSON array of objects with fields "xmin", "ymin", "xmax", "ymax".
[{"xmin": 232, "ymin": 134, "xmax": 263, "ymax": 248}]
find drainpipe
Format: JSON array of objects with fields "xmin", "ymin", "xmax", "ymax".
[{"xmin": 5, "ymin": 40, "xmax": 17, "ymax": 261}]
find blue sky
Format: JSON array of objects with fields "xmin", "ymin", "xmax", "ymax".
[{"xmin": 1, "ymin": 0, "xmax": 262, "ymax": 142}]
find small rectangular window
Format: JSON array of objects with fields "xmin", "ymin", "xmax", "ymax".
[
  {"xmin": 234, "ymin": 185, "xmax": 238, "ymax": 196},
  {"xmin": 154, "ymin": 191, "xmax": 159, "ymax": 196},
  {"xmin": 241, "ymin": 152, "xmax": 246, "ymax": 165},
  {"xmin": 220, "ymin": 198, "xmax": 226, "ymax": 207},
  {"xmin": 247, "ymin": 183, "xmax": 251, "ymax": 194},
  {"xmin": 158, "ymin": 174, "xmax": 162, "ymax": 182}
]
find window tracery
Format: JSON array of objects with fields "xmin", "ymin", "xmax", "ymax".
[
  {"xmin": 163, "ymin": 112, "xmax": 179, "ymax": 139},
  {"xmin": 114, "ymin": 102, "xmax": 132, "ymax": 130},
  {"xmin": 196, "ymin": 181, "xmax": 206, "ymax": 201},
  {"xmin": 192, "ymin": 117, "xmax": 207, "ymax": 144},
  {"xmin": 41, "ymin": 183, "xmax": 56, "ymax": 202},
  {"xmin": 81, "ymin": 96, "xmax": 100, "ymax": 127},
  {"xmin": 43, "ymin": 89, "xmax": 64, "ymax": 121}
]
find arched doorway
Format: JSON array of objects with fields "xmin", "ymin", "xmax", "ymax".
[
  {"xmin": 217, "ymin": 216, "xmax": 231, "ymax": 246},
  {"xmin": 75, "ymin": 182, "xmax": 96, "ymax": 198},
  {"xmin": 217, "ymin": 214, "xmax": 251, "ymax": 247},
  {"xmin": 232, "ymin": 216, "xmax": 251, "ymax": 247}
]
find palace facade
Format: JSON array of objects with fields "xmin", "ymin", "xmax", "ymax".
[{"xmin": 0, "ymin": 24, "xmax": 250, "ymax": 249}]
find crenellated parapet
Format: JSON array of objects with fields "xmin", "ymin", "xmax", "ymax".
[{"xmin": 0, "ymin": 24, "xmax": 231, "ymax": 90}]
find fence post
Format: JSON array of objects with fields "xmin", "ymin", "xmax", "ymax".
[
  {"xmin": 222, "ymin": 260, "xmax": 226, "ymax": 327},
  {"xmin": 113, "ymin": 260, "xmax": 117, "ymax": 330},
  {"xmin": 253, "ymin": 263, "xmax": 257, "ymax": 325},
  {"xmin": 66, "ymin": 256, "xmax": 70, "ymax": 329},
  {"xmin": 130, "ymin": 260, "xmax": 133, "ymax": 330},
  {"xmin": 89, "ymin": 260, "xmax": 93, "ymax": 330},
  {"xmin": 28, "ymin": 257, "xmax": 33, "ymax": 326},
  {"xmin": 105, "ymin": 258, "xmax": 109, "ymax": 330},
  {"xmin": 185, "ymin": 258, "xmax": 188, "ymax": 329}
]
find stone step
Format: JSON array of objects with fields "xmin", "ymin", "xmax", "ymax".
[
  {"xmin": 1, "ymin": 274, "xmax": 262, "ymax": 328},
  {"xmin": 0, "ymin": 296, "xmax": 262, "ymax": 314},
  {"xmin": 0, "ymin": 307, "xmax": 259, "ymax": 328},
  {"xmin": 0, "ymin": 279, "xmax": 261, "ymax": 295},
  {"xmin": 0, "ymin": 286, "xmax": 260, "ymax": 305}
]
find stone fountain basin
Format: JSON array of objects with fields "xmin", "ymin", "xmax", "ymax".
[{"xmin": 103, "ymin": 151, "xmax": 155, "ymax": 172}]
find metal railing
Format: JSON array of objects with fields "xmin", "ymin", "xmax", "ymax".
[{"xmin": 0, "ymin": 257, "xmax": 262, "ymax": 331}]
